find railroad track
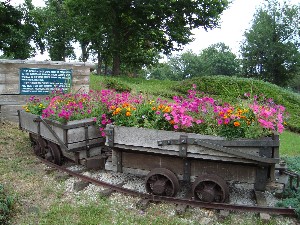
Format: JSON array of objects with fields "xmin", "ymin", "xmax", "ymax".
[{"xmin": 37, "ymin": 156, "xmax": 296, "ymax": 217}]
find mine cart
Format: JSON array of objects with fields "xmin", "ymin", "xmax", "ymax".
[
  {"xmin": 104, "ymin": 124, "xmax": 284, "ymax": 203},
  {"xmin": 18, "ymin": 110, "xmax": 106, "ymax": 169}
]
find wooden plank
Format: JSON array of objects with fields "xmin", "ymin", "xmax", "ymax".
[
  {"xmin": 112, "ymin": 149, "xmax": 257, "ymax": 184},
  {"xmin": 114, "ymin": 144, "xmax": 261, "ymax": 164},
  {"xmin": 191, "ymin": 159, "xmax": 256, "ymax": 183},
  {"xmin": 122, "ymin": 151, "xmax": 184, "ymax": 175}
]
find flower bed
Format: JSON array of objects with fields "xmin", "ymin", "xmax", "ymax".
[{"xmin": 23, "ymin": 85, "xmax": 287, "ymax": 140}]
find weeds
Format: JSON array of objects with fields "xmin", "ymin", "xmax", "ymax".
[{"xmin": 0, "ymin": 184, "xmax": 14, "ymax": 225}]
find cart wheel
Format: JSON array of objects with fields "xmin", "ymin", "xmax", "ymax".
[
  {"xmin": 192, "ymin": 174, "xmax": 229, "ymax": 203},
  {"xmin": 45, "ymin": 142, "xmax": 62, "ymax": 165},
  {"xmin": 145, "ymin": 168, "xmax": 179, "ymax": 197},
  {"xmin": 29, "ymin": 134, "xmax": 46, "ymax": 157}
]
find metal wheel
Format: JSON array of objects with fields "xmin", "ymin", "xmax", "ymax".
[
  {"xmin": 192, "ymin": 174, "xmax": 229, "ymax": 203},
  {"xmin": 45, "ymin": 142, "xmax": 62, "ymax": 165},
  {"xmin": 29, "ymin": 134, "xmax": 46, "ymax": 157},
  {"xmin": 145, "ymin": 168, "xmax": 179, "ymax": 197}
]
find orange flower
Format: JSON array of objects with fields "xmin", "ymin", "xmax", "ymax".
[
  {"xmin": 113, "ymin": 107, "xmax": 121, "ymax": 115},
  {"xmin": 126, "ymin": 111, "xmax": 131, "ymax": 117},
  {"xmin": 169, "ymin": 120, "xmax": 175, "ymax": 125},
  {"xmin": 110, "ymin": 105, "xmax": 116, "ymax": 110},
  {"xmin": 233, "ymin": 121, "xmax": 240, "ymax": 127},
  {"xmin": 163, "ymin": 106, "xmax": 171, "ymax": 113},
  {"xmin": 122, "ymin": 103, "xmax": 129, "ymax": 108},
  {"xmin": 151, "ymin": 107, "xmax": 156, "ymax": 111}
]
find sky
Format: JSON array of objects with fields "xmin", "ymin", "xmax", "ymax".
[{"xmin": 6, "ymin": 0, "xmax": 300, "ymax": 61}]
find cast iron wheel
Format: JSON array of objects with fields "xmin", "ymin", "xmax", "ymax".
[
  {"xmin": 45, "ymin": 142, "xmax": 62, "ymax": 165},
  {"xmin": 192, "ymin": 174, "xmax": 229, "ymax": 203},
  {"xmin": 145, "ymin": 168, "xmax": 179, "ymax": 197},
  {"xmin": 29, "ymin": 134, "xmax": 46, "ymax": 157}
]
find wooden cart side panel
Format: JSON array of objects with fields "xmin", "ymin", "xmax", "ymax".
[
  {"xmin": 122, "ymin": 151, "xmax": 184, "ymax": 175},
  {"xmin": 67, "ymin": 125, "xmax": 102, "ymax": 143},
  {"xmin": 19, "ymin": 110, "xmax": 39, "ymax": 134},
  {"xmin": 109, "ymin": 126, "xmax": 277, "ymax": 162},
  {"xmin": 19, "ymin": 111, "xmax": 103, "ymax": 150},
  {"xmin": 116, "ymin": 149, "xmax": 257, "ymax": 184},
  {"xmin": 190, "ymin": 159, "xmax": 257, "ymax": 183},
  {"xmin": 114, "ymin": 144, "xmax": 259, "ymax": 164}
]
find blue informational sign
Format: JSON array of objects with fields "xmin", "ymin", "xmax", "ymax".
[{"xmin": 20, "ymin": 68, "xmax": 72, "ymax": 95}]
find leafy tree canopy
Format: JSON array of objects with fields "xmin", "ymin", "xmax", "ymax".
[
  {"xmin": 241, "ymin": 0, "xmax": 300, "ymax": 87},
  {"xmin": 65, "ymin": 0, "xmax": 229, "ymax": 75},
  {"xmin": 0, "ymin": 0, "xmax": 35, "ymax": 59},
  {"xmin": 146, "ymin": 43, "xmax": 240, "ymax": 80},
  {"xmin": 199, "ymin": 42, "xmax": 241, "ymax": 76}
]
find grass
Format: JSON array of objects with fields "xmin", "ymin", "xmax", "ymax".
[{"xmin": 279, "ymin": 131, "xmax": 300, "ymax": 156}]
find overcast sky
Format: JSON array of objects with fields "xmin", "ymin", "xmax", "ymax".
[
  {"xmin": 6, "ymin": 0, "xmax": 300, "ymax": 61},
  {"xmin": 183, "ymin": 0, "xmax": 299, "ymax": 56}
]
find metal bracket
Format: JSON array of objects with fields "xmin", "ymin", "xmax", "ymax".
[
  {"xmin": 179, "ymin": 135, "xmax": 188, "ymax": 157},
  {"xmin": 183, "ymin": 158, "xmax": 191, "ymax": 182},
  {"xmin": 105, "ymin": 127, "xmax": 114, "ymax": 147},
  {"xmin": 115, "ymin": 149, "xmax": 122, "ymax": 173},
  {"xmin": 84, "ymin": 123, "xmax": 90, "ymax": 157}
]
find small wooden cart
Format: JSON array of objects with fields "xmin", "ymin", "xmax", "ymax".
[
  {"xmin": 18, "ymin": 110, "xmax": 106, "ymax": 168},
  {"xmin": 105, "ymin": 124, "xmax": 283, "ymax": 202}
]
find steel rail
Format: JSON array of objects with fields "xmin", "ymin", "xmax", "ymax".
[{"xmin": 38, "ymin": 156, "xmax": 296, "ymax": 216}]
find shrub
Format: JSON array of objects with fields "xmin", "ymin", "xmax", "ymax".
[{"xmin": 101, "ymin": 77, "xmax": 131, "ymax": 92}]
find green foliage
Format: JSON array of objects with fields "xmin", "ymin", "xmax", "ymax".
[
  {"xmin": 23, "ymin": 96, "xmax": 46, "ymax": 115},
  {"xmin": 0, "ymin": 184, "xmax": 14, "ymax": 225},
  {"xmin": 279, "ymin": 131, "xmax": 300, "ymax": 156},
  {"xmin": 90, "ymin": 75, "xmax": 178, "ymax": 99},
  {"xmin": 31, "ymin": 0, "xmax": 75, "ymax": 61},
  {"xmin": 167, "ymin": 50, "xmax": 204, "ymax": 80},
  {"xmin": 144, "ymin": 62, "xmax": 174, "ymax": 80},
  {"xmin": 199, "ymin": 42, "xmax": 241, "ymax": 76},
  {"xmin": 0, "ymin": 1, "xmax": 35, "ymax": 59},
  {"xmin": 109, "ymin": 100, "xmax": 173, "ymax": 131},
  {"xmin": 288, "ymin": 73, "xmax": 300, "ymax": 93},
  {"xmin": 65, "ymin": 0, "xmax": 229, "ymax": 75},
  {"xmin": 100, "ymin": 77, "xmax": 132, "ymax": 92},
  {"xmin": 241, "ymin": 0, "xmax": 300, "ymax": 86},
  {"xmin": 147, "ymin": 43, "xmax": 241, "ymax": 80},
  {"xmin": 276, "ymin": 156, "xmax": 300, "ymax": 218}
]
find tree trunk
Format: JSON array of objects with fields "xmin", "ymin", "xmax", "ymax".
[
  {"xmin": 80, "ymin": 41, "xmax": 89, "ymax": 62},
  {"xmin": 97, "ymin": 51, "xmax": 102, "ymax": 75},
  {"xmin": 112, "ymin": 53, "xmax": 121, "ymax": 76},
  {"xmin": 104, "ymin": 61, "xmax": 108, "ymax": 75}
]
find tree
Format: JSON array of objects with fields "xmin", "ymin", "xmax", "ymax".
[
  {"xmin": 168, "ymin": 51, "xmax": 203, "ymax": 80},
  {"xmin": 199, "ymin": 42, "xmax": 241, "ymax": 76},
  {"xmin": 241, "ymin": 0, "xmax": 300, "ymax": 86},
  {"xmin": 0, "ymin": 0, "xmax": 35, "ymax": 59},
  {"xmin": 32, "ymin": 0, "xmax": 75, "ymax": 61},
  {"xmin": 65, "ymin": 0, "xmax": 229, "ymax": 75},
  {"xmin": 145, "ymin": 62, "xmax": 174, "ymax": 80}
]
